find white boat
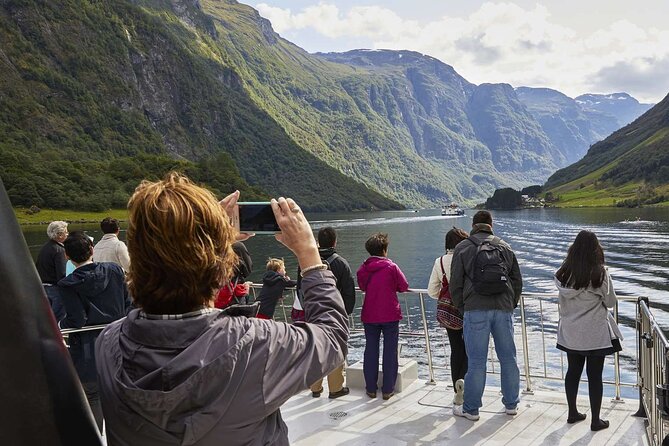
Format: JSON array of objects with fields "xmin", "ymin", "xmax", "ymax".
[{"xmin": 441, "ymin": 204, "xmax": 465, "ymax": 216}]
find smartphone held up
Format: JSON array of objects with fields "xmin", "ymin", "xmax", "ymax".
[{"xmin": 232, "ymin": 202, "xmax": 281, "ymax": 234}]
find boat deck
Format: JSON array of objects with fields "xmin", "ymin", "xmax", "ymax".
[{"xmin": 284, "ymin": 381, "xmax": 647, "ymax": 445}]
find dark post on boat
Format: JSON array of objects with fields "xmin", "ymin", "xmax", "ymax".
[{"xmin": 0, "ymin": 178, "xmax": 103, "ymax": 445}]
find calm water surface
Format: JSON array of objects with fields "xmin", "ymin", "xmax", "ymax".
[{"xmin": 23, "ymin": 207, "xmax": 669, "ymax": 394}]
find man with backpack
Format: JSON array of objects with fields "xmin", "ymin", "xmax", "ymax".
[
  {"xmin": 450, "ymin": 211, "xmax": 523, "ymax": 421},
  {"xmin": 300, "ymin": 227, "xmax": 356, "ymax": 399}
]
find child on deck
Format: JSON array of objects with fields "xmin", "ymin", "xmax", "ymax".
[
  {"xmin": 257, "ymin": 258, "xmax": 297, "ymax": 320},
  {"xmin": 357, "ymin": 233, "xmax": 409, "ymax": 400}
]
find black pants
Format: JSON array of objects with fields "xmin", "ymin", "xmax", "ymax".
[
  {"xmin": 565, "ymin": 353, "xmax": 605, "ymax": 421},
  {"xmin": 83, "ymin": 381, "xmax": 103, "ymax": 433},
  {"xmin": 446, "ymin": 327, "xmax": 468, "ymax": 389}
]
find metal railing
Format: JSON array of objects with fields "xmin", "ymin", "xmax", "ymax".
[
  {"xmin": 59, "ymin": 285, "xmax": 662, "ymax": 444},
  {"xmin": 262, "ymin": 285, "xmax": 638, "ymax": 397},
  {"xmin": 636, "ymin": 297, "xmax": 669, "ymax": 446}
]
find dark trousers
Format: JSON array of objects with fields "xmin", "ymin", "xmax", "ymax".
[
  {"xmin": 363, "ymin": 321, "xmax": 399, "ymax": 394},
  {"xmin": 565, "ymin": 353, "xmax": 605, "ymax": 421},
  {"xmin": 446, "ymin": 327, "xmax": 468, "ymax": 389},
  {"xmin": 83, "ymin": 381, "xmax": 103, "ymax": 433}
]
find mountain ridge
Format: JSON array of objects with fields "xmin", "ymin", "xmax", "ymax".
[{"xmin": 0, "ymin": 0, "xmax": 654, "ymax": 211}]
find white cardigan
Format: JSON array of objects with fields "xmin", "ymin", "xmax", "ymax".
[{"xmin": 427, "ymin": 251, "xmax": 453, "ymax": 299}]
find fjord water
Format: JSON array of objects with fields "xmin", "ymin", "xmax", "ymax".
[
  {"xmin": 22, "ymin": 207, "xmax": 669, "ymax": 394},
  {"xmin": 22, "ymin": 207, "xmax": 669, "ymax": 329}
]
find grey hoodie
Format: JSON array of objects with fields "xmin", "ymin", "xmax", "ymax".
[
  {"xmin": 95, "ymin": 270, "xmax": 348, "ymax": 445},
  {"xmin": 556, "ymin": 270, "xmax": 623, "ymax": 351}
]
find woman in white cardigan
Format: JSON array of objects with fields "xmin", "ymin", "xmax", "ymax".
[
  {"xmin": 555, "ymin": 230, "xmax": 622, "ymax": 431},
  {"xmin": 427, "ymin": 227, "xmax": 469, "ymax": 404}
]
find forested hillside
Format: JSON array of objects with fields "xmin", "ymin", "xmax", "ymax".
[
  {"xmin": 544, "ymin": 92, "xmax": 669, "ymax": 207},
  {"xmin": 0, "ymin": 0, "xmax": 653, "ymax": 211},
  {"xmin": 0, "ymin": 0, "xmax": 401, "ymax": 211}
]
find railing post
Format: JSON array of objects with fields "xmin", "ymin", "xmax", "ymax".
[
  {"xmin": 634, "ymin": 296, "xmax": 649, "ymax": 417},
  {"xmin": 418, "ymin": 292, "xmax": 436, "ymax": 385},
  {"xmin": 612, "ymin": 300, "xmax": 623, "ymax": 403},
  {"xmin": 519, "ymin": 293, "xmax": 533, "ymax": 394}
]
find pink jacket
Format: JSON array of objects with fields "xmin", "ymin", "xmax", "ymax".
[{"xmin": 357, "ymin": 256, "xmax": 409, "ymax": 323}]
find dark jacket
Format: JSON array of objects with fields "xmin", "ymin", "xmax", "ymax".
[
  {"xmin": 232, "ymin": 241, "xmax": 252, "ymax": 281},
  {"xmin": 256, "ymin": 270, "xmax": 297, "ymax": 318},
  {"xmin": 36, "ymin": 239, "xmax": 66, "ymax": 284},
  {"xmin": 296, "ymin": 247, "xmax": 356, "ymax": 315},
  {"xmin": 58, "ymin": 262, "xmax": 131, "ymax": 382},
  {"xmin": 95, "ymin": 270, "xmax": 348, "ymax": 446},
  {"xmin": 319, "ymin": 247, "xmax": 356, "ymax": 315},
  {"xmin": 450, "ymin": 224, "xmax": 522, "ymax": 313}
]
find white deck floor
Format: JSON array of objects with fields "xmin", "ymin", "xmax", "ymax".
[{"xmin": 284, "ymin": 381, "xmax": 648, "ymax": 445}]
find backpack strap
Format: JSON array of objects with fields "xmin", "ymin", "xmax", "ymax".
[
  {"xmin": 439, "ymin": 255, "xmax": 446, "ymax": 276},
  {"xmin": 325, "ymin": 252, "xmax": 340, "ymax": 266}
]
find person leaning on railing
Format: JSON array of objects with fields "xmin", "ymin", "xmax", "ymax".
[{"xmin": 94, "ymin": 172, "xmax": 349, "ymax": 446}]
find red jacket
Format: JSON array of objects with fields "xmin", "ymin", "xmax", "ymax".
[{"xmin": 357, "ymin": 256, "xmax": 409, "ymax": 324}]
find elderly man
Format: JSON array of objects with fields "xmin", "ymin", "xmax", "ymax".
[{"xmin": 35, "ymin": 220, "xmax": 68, "ymax": 321}]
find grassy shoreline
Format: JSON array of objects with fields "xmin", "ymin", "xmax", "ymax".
[{"xmin": 14, "ymin": 208, "xmax": 129, "ymax": 225}]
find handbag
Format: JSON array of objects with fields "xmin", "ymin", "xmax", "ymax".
[{"xmin": 436, "ymin": 256, "xmax": 463, "ymax": 330}]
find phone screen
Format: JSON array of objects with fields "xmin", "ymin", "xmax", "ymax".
[{"xmin": 238, "ymin": 203, "xmax": 280, "ymax": 232}]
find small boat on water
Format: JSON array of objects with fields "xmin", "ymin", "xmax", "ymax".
[{"xmin": 441, "ymin": 204, "xmax": 465, "ymax": 216}]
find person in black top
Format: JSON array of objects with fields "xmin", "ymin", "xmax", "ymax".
[
  {"xmin": 256, "ymin": 258, "xmax": 297, "ymax": 319},
  {"xmin": 306, "ymin": 227, "xmax": 356, "ymax": 399},
  {"xmin": 35, "ymin": 220, "xmax": 68, "ymax": 322},
  {"xmin": 58, "ymin": 231, "xmax": 132, "ymax": 432},
  {"xmin": 232, "ymin": 241, "xmax": 253, "ymax": 304}
]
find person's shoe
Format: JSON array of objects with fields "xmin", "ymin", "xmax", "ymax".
[
  {"xmin": 453, "ymin": 379, "xmax": 465, "ymax": 406},
  {"xmin": 311, "ymin": 388, "xmax": 323, "ymax": 398},
  {"xmin": 591, "ymin": 419, "xmax": 610, "ymax": 431},
  {"xmin": 453, "ymin": 404, "xmax": 480, "ymax": 421},
  {"xmin": 505, "ymin": 407, "xmax": 518, "ymax": 416},
  {"xmin": 329, "ymin": 387, "xmax": 350, "ymax": 399},
  {"xmin": 567, "ymin": 413, "xmax": 587, "ymax": 424},
  {"xmin": 382, "ymin": 392, "xmax": 395, "ymax": 400}
]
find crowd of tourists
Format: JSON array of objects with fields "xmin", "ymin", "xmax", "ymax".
[{"xmin": 35, "ymin": 172, "xmax": 622, "ymax": 444}]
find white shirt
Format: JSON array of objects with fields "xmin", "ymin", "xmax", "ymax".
[
  {"xmin": 427, "ymin": 251, "xmax": 453, "ymax": 299},
  {"xmin": 93, "ymin": 233, "xmax": 130, "ymax": 271}
]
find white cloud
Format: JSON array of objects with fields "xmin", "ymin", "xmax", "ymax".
[{"xmin": 255, "ymin": 2, "xmax": 669, "ymax": 102}]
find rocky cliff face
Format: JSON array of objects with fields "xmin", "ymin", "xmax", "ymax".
[{"xmin": 516, "ymin": 87, "xmax": 653, "ymax": 164}]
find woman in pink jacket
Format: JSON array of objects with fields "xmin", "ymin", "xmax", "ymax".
[{"xmin": 357, "ymin": 233, "xmax": 409, "ymax": 400}]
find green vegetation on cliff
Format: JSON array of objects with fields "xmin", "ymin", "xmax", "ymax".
[
  {"xmin": 0, "ymin": 0, "xmax": 401, "ymax": 211},
  {"xmin": 544, "ymin": 92, "xmax": 669, "ymax": 207}
]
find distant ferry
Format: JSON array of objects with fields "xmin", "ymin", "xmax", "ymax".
[{"xmin": 441, "ymin": 204, "xmax": 465, "ymax": 216}]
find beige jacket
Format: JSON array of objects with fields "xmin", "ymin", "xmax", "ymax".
[{"xmin": 93, "ymin": 233, "xmax": 130, "ymax": 271}]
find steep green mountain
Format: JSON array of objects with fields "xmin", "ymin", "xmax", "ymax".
[
  {"xmin": 466, "ymin": 83, "xmax": 562, "ymax": 174},
  {"xmin": 0, "ymin": 0, "xmax": 400, "ymax": 211},
  {"xmin": 544, "ymin": 92, "xmax": 669, "ymax": 206},
  {"xmin": 516, "ymin": 87, "xmax": 652, "ymax": 164},
  {"xmin": 2, "ymin": 0, "xmax": 645, "ymax": 211}
]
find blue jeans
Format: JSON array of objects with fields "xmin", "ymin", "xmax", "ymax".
[
  {"xmin": 363, "ymin": 321, "xmax": 399, "ymax": 394},
  {"xmin": 463, "ymin": 310, "xmax": 520, "ymax": 415}
]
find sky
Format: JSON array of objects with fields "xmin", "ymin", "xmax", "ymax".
[{"xmin": 247, "ymin": 0, "xmax": 669, "ymax": 103}]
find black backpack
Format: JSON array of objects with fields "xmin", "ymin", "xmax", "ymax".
[{"xmin": 467, "ymin": 236, "xmax": 510, "ymax": 295}]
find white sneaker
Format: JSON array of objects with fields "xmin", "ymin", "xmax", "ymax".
[
  {"xmin": 453, "ymin": 404, "xmax": 480, "ymax": 421},
  {"xmin": 505, "ymin": 407, "xmax": 518, "ymax": 415},
  {"xmin": 453, "ymin": 379, "xmax": 465, "ymax": 406}
]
